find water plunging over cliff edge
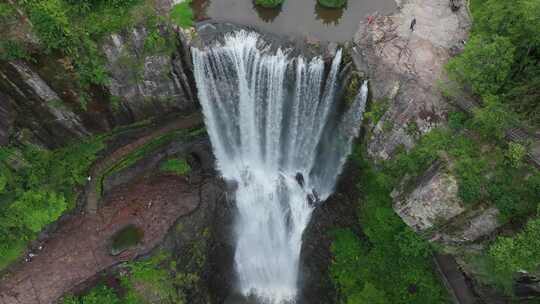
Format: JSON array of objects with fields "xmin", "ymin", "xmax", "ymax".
[{"xmin": 192, "ymin": 30, "xmax": 368, "ymax": 303}]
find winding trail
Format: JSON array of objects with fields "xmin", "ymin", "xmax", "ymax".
[
  {"xmin": 86, "ymin": 112, "xmax": 203, "ymax": 214},
  {"xmin": 0, "ymin": 112, "xmax": 208, "ymax": 304},
  {"xmin": 0, "ymin": 175, "xmax": 208, "ymax": 304}
]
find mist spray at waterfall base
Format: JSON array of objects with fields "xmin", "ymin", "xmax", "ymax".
[{"xmin": 192, "ymin": 30, "xmax": 368, "ymax": 303}]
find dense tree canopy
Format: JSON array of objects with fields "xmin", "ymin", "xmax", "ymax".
[{"xmin": 447, "ymin": 0, "xmax": 540, "ymax": 125}]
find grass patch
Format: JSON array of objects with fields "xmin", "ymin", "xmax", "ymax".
[{"xmin": 160, "ymin": 158, "xmax": 191, "ymax": 176}]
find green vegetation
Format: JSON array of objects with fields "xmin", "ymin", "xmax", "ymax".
[
  {"xmin": 3, "ymin": 0, "xmax": 191, "ymax": 109},
  {"xmin": 344, "ymin": 72, "xmax": 361, "ymax": 106},
  {"xmin": 97, "ymin": 130, "xmax": 184, "ymax": 197},
  {"xmin": 254, "ymin": 0, "xmax": 284, "ymax": 8},
  {"xmin": 110, "ymin": 225, "xmax": 144, "ymax": 255},
  {"xmin": 444, "ymin": 1, "xmax": 540, "ymax": 294},
  {"xmin": 484, "ymin": 216, "xmax": 540, "ymax": 293},
  {"xmin": 364, "ymin": 98, "xmax": 389, "ymax": 126},
  {"xmin": 121, "ymin": 253, "xmax": 188, "ymax": 303},
  {"xmin": 62, "ymin": 285, "xmax": 121, "ymax": 304},
  {"xmin": 330, "ymin": 148, "xmax": 447, "ymax": 304},
  {"xmin": 62, "ymin": 242, "xmax": 208, "ymax": 304},
  {"xmin": 318, "ymin": 0, "xmax": 347, "ymax": 9},
  {"xmin": 332, "ymin": 102, "xmax": 540, "ymax": 301},
  {"xmin": 160, "ymin": 158, "xmax": 191, "ymax": 176},
  {"xmin": 0, "ymin": 40, "xmax": 32, "ymax": 62},
  {"xmin": 446, "ymin": 0, "xmax": 540, "ymax": 126},
  {"xmin": 0, "ymin": 137, "xmax": 106, "ymax": 270},
  {"xmin": 170, "ymin": 1, "xmax": 194, "ymax": 29}
]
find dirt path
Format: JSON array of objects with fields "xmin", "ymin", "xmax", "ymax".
[
  {"xmin": 0, "ymin": 174, "xmax": 211, "ymax": 304},
  {"xmin": 86, "ymin": 112, "xmax": 203, "ymax": 214}
]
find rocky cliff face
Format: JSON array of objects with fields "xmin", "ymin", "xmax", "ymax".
[
  {"xmin": 0, "ymin": 60, "xmax": 91, "ymax": 147},
  {"xmin": 354, "ymin": 0, "xmax": 470, "ymax": 160},
  {"xmin": 0, "ymin": 4, "xmax": 196, "ymax": 148},
  {"xmin": 101, "ymin": 25, "xmax": 196, "ymax": 125}
]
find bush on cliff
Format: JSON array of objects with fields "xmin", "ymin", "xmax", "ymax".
[
  {"xmin": 254, "ymin": 0, "xmax": 284, "ymax": 8},
  {"xmin": 318, "ymin": 0, "xmax": 347, "ymax": 9},
  {"xmin": 171, "ymin": 0, "xmax": 194, "ymax": 29}
]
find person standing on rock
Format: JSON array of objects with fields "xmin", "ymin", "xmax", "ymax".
[{"xmin": 410, "ymin": 17, "xmax": 417, "ymax": 31}]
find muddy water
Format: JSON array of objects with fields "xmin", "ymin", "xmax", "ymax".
[{"xmin": 192, "ymin": 0, "xmax": 396, "ymax": 42}]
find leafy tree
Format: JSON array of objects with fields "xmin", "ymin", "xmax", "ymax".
[
  {"xmin": 447, "ymin": 0, "xmax": 540, "ymax": 125},
  {"xmin": 330, "ymin": 152, "xmax": 447, "ymax": 304},
  {"xmin": 171, "ymin": 1, "xmax": 194, "ymax": 29},
  {"xmin": 446, "ymin": 36, "xmax": 515, "ymax": 97},
  {"xmin": 254, "ymin": 0, "xmax": 284, "ymax": 8},
  {"xmin": 471, "ymin": 95, "xmax": 514, "ymax": 141},
  {"xmin": 8, "ymin": 190, "xmax": 67, "ymax": 234},
  {"xmin": 487, "ymin": 217, "xmax": 540, "ymax": 291},
  {"xmin": 318, "ymin": 0, "xmax": 347, "ymax": 8},
  {"xmin": 0, "ymin": 137, "xmax": 105, "ymax": 270}
]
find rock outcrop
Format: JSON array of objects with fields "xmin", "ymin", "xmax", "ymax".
[
  {"xmin": 101, "ymin": 25, "xmax": 196, "ymax": 125},
  {"xmin": 0, "ymin": 60, "xmax": 90, "ymax": 147},
  {"xmin": 354, "ymin": 0, "xmax": 471, "ymax": 160},
  {"xmin": 392, "ymin": 163, "xmax": 465, "ymax": 232},
  {"xmin": 0, "ymin": 2, "xmax": 197, "ymax": 148}
]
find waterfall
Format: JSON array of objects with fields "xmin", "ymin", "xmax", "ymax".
[{"xmin": 192, "ymin": 30, "xmax": 368, "ymax": 303}]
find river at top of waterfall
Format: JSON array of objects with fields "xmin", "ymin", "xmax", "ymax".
[{"xmin": 192, "ymin": 30, "xmax": 368, "ymax": 303}]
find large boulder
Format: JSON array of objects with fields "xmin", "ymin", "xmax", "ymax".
[{"xmin": 392, "ymin": 163, "xmax": 465, "ymax": 232}]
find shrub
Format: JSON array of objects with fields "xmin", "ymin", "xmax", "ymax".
[
  {"xmin": 471, "ymin": 95, "xmax": 515, "ymax": 141},
  {"xmin": 62, "ymin": 285, "xmax": 121, "ymax": 304},
  {"xmin": 486, "ymin": 217, "xmax": 540, "ymax": 293},
  {"xmin": 0, "ymin": 136, "xmax": 105, "ymax": 270},
  {"xmin": 254, "ymin": 0, "xmax": 284, "ymax": 8},
  {"xmin": 446, "ymin": 36, "xmax": 515, "ymax": 97},
  {"xmin": 160, "ymin": 158, "xmax": 191, "ymax": 176},
  {"xmin": 0, "ymin": 3, "xmax": 16, "ymax": 23},
  {"xmin": 446, "ymin": 0, "xmax": 540, "ymax": 125},
  {"xmin": 505, "ymin": 142, "xmax": 526, "ymax": 168},
  {"xmin": 447, "ymin": 111, "xmax": 467, "ymax": 131},
  {"xmin": 171, "ymin": 1, "xmax": 194, "ymax": 29},
  {"xmin": 318, "ymin": 0, "xmax": 347, "ymax": 8}
]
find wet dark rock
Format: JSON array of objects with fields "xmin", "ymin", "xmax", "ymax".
[
  {"xmin": 515, "ymin": 274, "xmax": 540, "ymax": 298},
  {"xmin": 298, "ymin": 159, "xmax": 362, "ymax": 304},
  {"xmin": 295, "ymin": 172, "xmax": 305, "ymax": 188}
]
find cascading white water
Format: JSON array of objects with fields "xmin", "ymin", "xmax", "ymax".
[{"xmin": 192, "ymin": 30, "xmax": 368, "ymax": 303}]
